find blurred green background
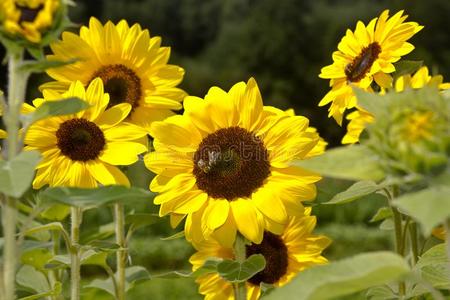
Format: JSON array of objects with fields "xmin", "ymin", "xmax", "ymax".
[{"xmin": 1, "ymin": 0, "xmax": 449, "ymax": 299}]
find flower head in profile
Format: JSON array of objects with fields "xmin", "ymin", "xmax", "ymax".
[
  {"xmin": 0, "ymin": 0, "xmax": 61, "ymax": 43},
  {"xmin": 145, "ymin": 78, "xmax": 324, "ymax": 246},
  {"xmin": 342, "ymin": 66, "xmax": 450, "ymax": 144},
  {"xmin": 319, "ymin": 10, "xmax": 423, "ymax": 124},
  {"xmin": 24, "ymin": 78, "xmax": 148, "ymax": 188},
  {"xmin": 190, "ymin": 208, "xmax": 330, "ymax": 300},
  {"xmin": 41, "ymin": 17, "xmax": 186, "ymax": 131}
]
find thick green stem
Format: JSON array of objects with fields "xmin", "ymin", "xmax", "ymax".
[
  {"xmin": 233, "ymin": 234, "xmax": 247, "ymax": 300},
  {"xmin": 114, "ymin": 203, "xmax": 126, "ymax": 300},
  {"xmin": 2, "ymin": 51, "xmax": 28, "ymax": 300},
  {"xmin": 389, "ymin": 186, "xmax": 405, "ymax": 297},
  {"xmin": 70, "ymin": 207, "xmax": 82, "ymax": 300},
  {"xmin": 409, "ymin": 221, "xmax": 419, "ymax": 265}
]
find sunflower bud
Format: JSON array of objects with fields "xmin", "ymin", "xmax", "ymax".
[
  {"xmin": 364, "ymin": 87, "xmax": 450, "ymax": 177},
  {"xmin": 0, "ymin": 0, "xmax": 69, "ymax": 51}
]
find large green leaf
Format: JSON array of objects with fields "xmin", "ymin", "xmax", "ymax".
[
  {"xmin": 16, "ymin": 265, "xmax": 50, "ymax": 294},
  {"xmin": 154, "ymin": 258, "xmax": 223, "ymax": 279},
  {"xmin": 324, "ymin": 180, "xmax": 382, "ymax": 205},
  {"xmin": 40, "ymin": 185, "xmax": 154, "ymax": 208},
  {"xmin": 125, "ymin": 213, "xmax": 161, "ymax": 231},
  {"xmin": 415, "ymin": 244, "xmax": 450, "ymax": 289},
  {"xmin": 393, "ymin": 186, "xmax": 450, "ymax": 235},
  {"xmin": 0, "ymin": 151, "xmax": 41, "ymax": 197},
  {"xmin": 28, "ymin": 97, "xmax": 88, "ymax": 125},
  {"xmin": 294, "ymin": 145, "xmax": 385, "ymax": 181},
  {"xmin": 370, "ymin": 207, "xmax": 393, "ymax": 223},
  {"xmin": 21, "ymin": 248, "xmax": 53, "ymax": 271},
  {"xmin": 264, "ymin": 252, "xmax": 410, "ymax": 300},
  {"xmin": 217, "ymin": 254, "xmax": 266, "ymax": 283}
]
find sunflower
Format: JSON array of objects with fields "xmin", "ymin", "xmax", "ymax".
[
  {"xmin": 145, "ymin": 78, "xmax": 323, "ymax": 246},
  {"xmin": 41, "ymin": 17, "xmax": 186, "ymax": 131},
  {"xmin": 0, "ymin": 0, "xmax": 60, "ymax": 43},
  {"xmin": 342, "ymin": 66, "xmax": 450, "ymax": 144},
  {"xmin": 24, "ymin": 78, "xmax": 148, "ymax": 188},
  {"xmin": 189, "ymin": 208, "xmax": 331, "ymax": 300},
  {"xmin": 319, "ymin": 10, "xmax": 423, "ymax": 125}
]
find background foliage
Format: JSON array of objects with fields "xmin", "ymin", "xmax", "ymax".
[{"xmin": 1, "ymin": 0, "xmax": 449, "ymax": 299}]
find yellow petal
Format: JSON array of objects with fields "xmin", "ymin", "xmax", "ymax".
[
  {"xmin": 99, "ymin": 142, "xmax": 147, "ymax": 165},
  {"xmin": 86, "ymin": 161, "xmax": 130, "ymax": 187},
  {"xmin": 230, "ymin": 199, "xmax": 264, "ymax": 244},
  {"xmin": 201, "ymin": 199, "xmax": 230, "ymax": 237}
]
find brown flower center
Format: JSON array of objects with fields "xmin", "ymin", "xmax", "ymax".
[
  {"xmin": 193, "ymin": 127, "xmax": 270, "ymax": 201},
  {"xmin": 56, "ymin": 118, "xmax": 105, "ymax": 161},
  {"xmin": 91, "ymin": 64, "xmax": 142, "ymax": 110},
  {"xmin": 345, "ymin": 42, "xmax": 381, "ymax": 83},
  {"xmin": 246, "ymin": 231, "xmax": 289, "ymax": 285},
  {"xmin": 16, "ymin": 4, "xmax": 44, "ymax": 23}
]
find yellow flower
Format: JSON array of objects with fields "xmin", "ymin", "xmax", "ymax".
[
  {"xmin": 190, "ymin": 208, "xmax": 331, "ymax": 300},
  {"xmin": 0, "ymin": 0, "xmax": 60, "ymax": 43},
  {"xmin": 319, "ymin": 10, "xmax": 423, "ymax": 124},
  {"xmin": 145, "ymin": 78, "xmax": 323, "ymax": 246},
  {"xmin": 342, "ymin": 66, "xmax": 450, "ymax": 144},
  {"xmin": 24, "ymin": 78, "xmax": 148, "ymax": 188},
  {"xmin": 41, "ymin": 17, "xmax": 186, "ymax": 131}
]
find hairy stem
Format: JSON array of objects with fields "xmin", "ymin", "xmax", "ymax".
[
  {"xmin": 233, "ymin": 234, "xmax": 247, "ymax": 300},
  {"xmin": 70, "ymin": 207, "xmax": 82, "ymax": 300},
  {"xmin": 2, "ymin": 51, "xmax": 29, "ymax": 300},
  {"xmin": 114, "ymin": 203, "xmax": 127, "ymax": 300}
]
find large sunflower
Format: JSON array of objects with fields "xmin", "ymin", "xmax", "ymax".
[
  {"xmin": 145, "ymin": 78, "xmax": 323, "ymax": 246},
  {"xmin": 41, "ymin": 17, "xmax": 186, "ymax": 131},
  {"xmin": 319, "ymin": 10, "xmax": 423, "ymax": 124},
  {"xmin": 189, "ymin": 208, "xmax": 331, "ymax": 300},
  {"xmin": 24, "ymin": 78, "xmax": 148, "ymax": 188},
  {"xmin": 0, "ymin": 0, "xmax": 60, "ymax": 43},
  {"xmin": 342, "ymin": 66, "xmax": 450, "ymax": 144}
]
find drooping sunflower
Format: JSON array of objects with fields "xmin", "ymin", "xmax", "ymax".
[
  {"xmin": 41, "ymin": 17, "xmax": 186, "ymax": 131},
  {"xmin": 145, "ymin": 78, "xmax": 324, "ymax": 246},
  {"xmin": 24, "ymin": 78, "xmax": 148, "ymax": 188},
  {"xmin": 0, "ymin": 0, "xmax": 60, "ymax": 43},
  {"xmin": 190, "ymin": 208, "xmax": 331, "ymax": 300},
  {"xmin": 342, "ymin": 66, "xmax": 450, "ymax": 144},
  {"xmin": 319, "ymin": 10, "xmax": 423, "ymax": 125}
]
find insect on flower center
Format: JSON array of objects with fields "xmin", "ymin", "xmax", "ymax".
[
  {"xmin": 91, "ymin": 64, "xmax": 142, "ymax": 110},
  {"xmin": 193, "ymin": 126, "xmax": 270, "ymax": 201},
  {"xmin": 56, "ymin": 118, "xmax": 106, "ymax": 161},
  {"xmin": 345, "ymin": 42, "xmax": 381, "ymax": 83},
  {"xmin": 15, "ymin": 3, "xmax": 44, "ymax": 23},
  {"xmin": 246, "ymin": 231, "xmax": 289, "ymax": 285}
]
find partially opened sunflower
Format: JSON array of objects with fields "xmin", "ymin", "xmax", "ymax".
[
  {"xmin": 319, "ymin": 10, "xmax": 423, "ymax": 124},
  {"xmin": 190, "ymin": 208, "xmax": 330, "ymax": 300},
  {"xmin": 145, "ymin": 78, "xmax": 324, "ymax": 246},
  {"xmin": 25, "ymin": 78, "xmax": 148, "ymax": 188},
  {"xmin": 41, "ymin": 17, "xmax": 186, "ymax": 131}
]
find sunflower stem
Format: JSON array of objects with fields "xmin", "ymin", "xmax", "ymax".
[
  {"xmin": 409, "ymin": 221, "xmax": 419, "ymax": 265},
  {"xmin": 70, "ymin": 207, "xmax": 82, "ymax": 300},
  {"xmin": 2, "ymin": 50, "xmax": 29, "ymax": 300},
  {"xmin": 233, "ymin": 234, "xmax": 247, "ymax": 300},
  {"xmin": 114, "ymin": 203, "xmax": 127, "ymax": 300}
]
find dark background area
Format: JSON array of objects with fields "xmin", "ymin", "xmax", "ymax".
[
  {"xmin": 1, "ymin": 0, "xmax": 450, "ymax": 146},
  {"xmin": 1, "ymin": 1, "xmax": 448, "ymax": 298}
]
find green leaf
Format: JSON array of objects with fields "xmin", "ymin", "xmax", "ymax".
[
  {"xmin": 16, "ymin": 265, "xmax": 50, "ymax": 294},
  {"xmin": 125, "ymin": 266, "xmax": 151, "ymax": 291},
  {"xmin": 125, "ymin": 213, "xmax": 161, "ymax": 230},
  {"xmin": 366, "ymin": 285, "xmax": 397, "ymax": 300},
  {"xmin": 28, "ymin": 97, "xmax": 88, "ymax": 125},
  {"xmin": 154, "ymin": 258, "xmax": 223, "ymax": 279},
  {"xmin": 40, "ymin": 204, "xmax": 70, "ymax": 221},
  {"xmin": 393, "ymin": 60, "xmax": 423, "ymax": 79},
  {"xmin": 370, "ymin": 207, "xmax": 393, "ymax": 223},
  {"xmin": 379, "ymin": 219, "xmax": 394, "ymax": 231},
  {"xmin": 324, "ymin": 180, "xmax": 382, "ymax": 205},
  {"xmin": 81, "ymin": 250, "xmax": 108, "ymax": 267},
  {"xmin": 353, "ymin": 88, "xmax": 390, "ymax": 117},
  {"xmin": 294, "ymin": 145, "xmax": 385, "ymax": 181},
  {"xmin": 40, "ymin": 185, "xmax": 155, "ymax": 208},
  {"xmin": 18, "ymin": 58, "xmax": 77, "ymax": 74},
  {"xmin": 18, "ymin": 282, "xmax": 62, "ymax": 300},
  {"xmin": 263, "ymin": 251, "xmax": 410, "ymax": 300},
  {"xmin": 415, "ymin": 244, "xmax": 450, "ymax": 288},
  {"xmin": 160, "ymin": 231, "xmax": 185, "ymax": 241},
  {"xmin": 217, "ymin": 254, "xmax": 266, "ymax": 283},
  {"xmin": 87, "ymin": 240, "xmax": 120, "ymax": 251},
  {"xmin": 21, "ymin": 248, "xmax": 53, "ymax": 271},
  {"xmin": 23, "ymin": 222, "xmax": 71, "ymax": 250},
  {"xmin": 0, "ymin": 151, "xmax": 41, "ymax": 197},
  {"xmin": 393, "ymin": 186, "xmax": 450, "ymax": 235},
  {"xmin": 44, "ymin": 255, "xmax": 70, "ymax": 269},
  {"xmin": 84, "ymin": 278, "xmax": 115, "ymax": 296}
]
